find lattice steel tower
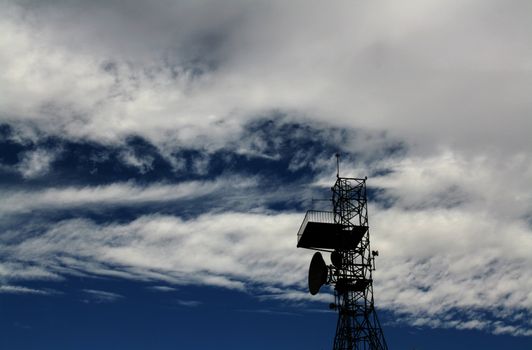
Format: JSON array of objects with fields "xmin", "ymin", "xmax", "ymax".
[{"xmin": 297, "ymin": 167, "xmax": 388, "ymax": 349}]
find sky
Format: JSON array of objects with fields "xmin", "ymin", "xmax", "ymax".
[{"xmin": 1, "ymin": 0, "xmax": 531, "ymax": 349}]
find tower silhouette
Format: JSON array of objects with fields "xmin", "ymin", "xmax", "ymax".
[{"xmin": 297, "ymin": 171, "xmax": 388, "ymax": 349}]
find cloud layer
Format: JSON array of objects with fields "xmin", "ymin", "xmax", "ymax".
[
  {"xmin": 2, "ymin": 0, "xmax": 531, "ymax": 154},
  {"xmin": 1, "ymin": 0, "xmax": 531, "ymax": 338},
  {"xmin": 2, "ymin": 148, "xmax": 532, "ymax": 334}
]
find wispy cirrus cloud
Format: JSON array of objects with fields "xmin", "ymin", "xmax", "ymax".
[
  {"xmin": 0, "ymin": 176, "xmax": 257, "ymax": 215},
  {"xmin": 1, "ymin": 213, "xmax": 307, "ymax": 290},
  {"xmin": 2, "ymin": 205, "xmax": 531, "ymax": 335},
  {"xmin": 1, "ymin": 0, "xmax": 531, "ymax": 340},
  {"xmin": 148, "ymin": 286, "xmax": 178, "ymax": 293},
  {"xmin": 176, "ymin": 299, "xmax": 202, "ymax": 307},
  {"xmin": 82, "ymin": 289, "xmax": 123, "ymax": 303},
  {"xmin": 0, "ymin": 284, "xmax": 57, "ymax": 295}
]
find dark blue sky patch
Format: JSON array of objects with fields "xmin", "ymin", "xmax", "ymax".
[
  {"xmin": 0, "ymin": 118, "xmax": 406, "ymax": 236},
  {"xmin": 49, "ymin": 138, "xmax": 172, "ymax": 186},
  {"xmin": 239, "ymin": 117, "xmax": 343, "ymax": 161},
  {"xmin": 0, "ymin": 124, "xmax": 27, "ymax": 165},
  {"xmin": 0, "ymin": 118, "xmax": 402, "ymax": 190},
  {"xmin": 2, "ymin": 277, "xmax": 530, "ymax": 350},
  {"xmin": 0, "ymin": 277, "xmax": 339, "ymax": 350}
]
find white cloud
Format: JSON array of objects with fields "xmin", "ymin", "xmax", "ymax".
[
  {"xmin": 119, "ymin": 149, "xmax": 154, "ymax": 174},
  {"xmin": 0, "ymin": 284, "xmax": 56, "ymax": 295},
  {"xmin": 1, "ymin": 213, "xmax": 309, "ymax": 294},
  {"xmin": 371, "ymin": 151, "xmax": 532, "ymax": 218},
  {"xmin": 0, "ymin": 176, "xmax": 257, "ymax": 215},
  {"xmin": 16, "ymin": 148, "xmax": 58, "ymax": 178},
  {"xmin": 0, "ymin": 261, "xmax": 62, "ymax": 282},
  {"xmin": 83, "ymin": 289, "xmax": 123, "ymax": 303},
  {"xmin": 1, "ymin": 0, "xmax": 531, "ymax": 338},
  {"xmin": 1, "ymin": 144, "xmax": 531, "ymax": 336},
  {"xmin": 364, "ymin": 149, "xmax": 532, "ymax": 335},
  {"xmin": 238, "ymin": 308, "xmax": 300, "ymax": 316},
  {"xmin": 176, "ymin": 299, "xmax": 202, "ymax": 307},
  {"xmin": 2, "ymin": 205, "xmax": 530, "ymax": 334},
  {"xmin": 148, "ymin": 285, "xmax": 178, "ymax": 292},
  {"xmin": 258, "ymin": 287, "xmax": 332, "ymax": 304},
  {"xmin": 373, "ymin": 206, "xmax": 532, "ymax": 310},
  {"xmin": 1, "ymin": 0, "xmax": 530, "ymax": 156}
]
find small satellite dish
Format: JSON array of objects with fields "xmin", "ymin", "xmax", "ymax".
[
  {"xmin": 331, "ymin": 250, "xmax": 343, "ymax": 269},
  {"xmin": 308, "ymin": 252, "xmax": 328, "ymax": 295}
]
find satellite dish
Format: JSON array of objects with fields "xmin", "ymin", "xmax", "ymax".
[
  {"xmin": 308, "ymin": 252, "xmax": 328, "ymax": 295},
  {"xmin": 331, "ymin": 250, "xmax": 343, "ymax": 269}
]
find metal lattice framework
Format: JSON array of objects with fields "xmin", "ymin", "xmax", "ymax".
[
  {"xmin": 296, "ymin": 176, "xmax": 388, "ymax": 350},
  {"xmin": 331, "ymin": 177, "xmax": 387, "ymax": 350}
]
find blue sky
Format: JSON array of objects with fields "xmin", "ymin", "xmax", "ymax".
[{"xmin": 1, "ymin": 1, "xmax": 532, "ymax": 349}]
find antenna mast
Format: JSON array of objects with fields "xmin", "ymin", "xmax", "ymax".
[
  {"xmin": 336, "ymin": 153, "xmax": 340, "ymax": 178},
  {"xmin": 296, "ymin": 160, "xmax": 388, "ymax": 350}
]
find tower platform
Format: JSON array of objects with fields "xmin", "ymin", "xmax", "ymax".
[{"xmin": 296, "ymin": 210, "xmax": 368, "ymax": 250}]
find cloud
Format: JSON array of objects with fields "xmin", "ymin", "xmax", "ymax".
[
  {"xmin": 238, "ymin": 308, "xmax": 300, "ymax": 316},
  {"xmin": 176, "ymin": 299, "xmax": 202, "ymax": 307},
  {"xmin": 82, "ymin": 289, "xmax": 123, "ymax": 303},
  {"xmin": 0, "ymin": 176, "xmax": 257, "ymax": 215},
  {"xmin": 148, "ymin": 285, "xmax": 178, "ymax": 292},
  {"xmin": 1, "ymin": 146, "xmax": 531, "ymax": 336},
  {"xmin": 16, "ymin": 148, "xmax": 58, "ymax": 178},
  {"xmin": 119, "ymin": 149, "xmax": 154, "ymax": 174},
  {"xmin": 0, "ymin": 261, "xmax": 63, "ymax": 282},
  {"xmin": 0, "ymin": 284, "xmax": 55, "ymax": 295},
  {"xmin": 368, "ymin": 151, "xmax": 532, "ymax": 233},
  {"xmin": 258, "ymin": 287, "xmax": 332, "ymax": 304},
  {"xmin": 1, "ymin": 0, "xmax": 531, "ymax": 338},
  {"xmin": 1, "ymin": 0, "xmax": 530, "ymax": 156},
  {"xmin": 365, "ymin": 150, "xmax": 532, "ymax": 335},
  {"xmin": 1, "ymin": 213, "xmax": 308, "ymax": 290},
  {"xmin": 2, "ymin": 203, "xmax": 530, "ymax": 334},
  {"xmin": 372, "ymin": 205, "xmax": 532, "ymax": 334}
]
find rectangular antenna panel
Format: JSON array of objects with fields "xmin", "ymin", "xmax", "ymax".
[{"xmin": 297, "ymin": 210, "xmax": 368, "ymax": 250}]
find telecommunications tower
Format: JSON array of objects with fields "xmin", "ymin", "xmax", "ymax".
[{"xmin": 296, "ymin": 156, "xmax": 388, "ymax": 350}]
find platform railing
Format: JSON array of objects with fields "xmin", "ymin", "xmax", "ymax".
[{"xmin": 297, "ymin": 210, "xmax": 335, "ymax": 243}]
